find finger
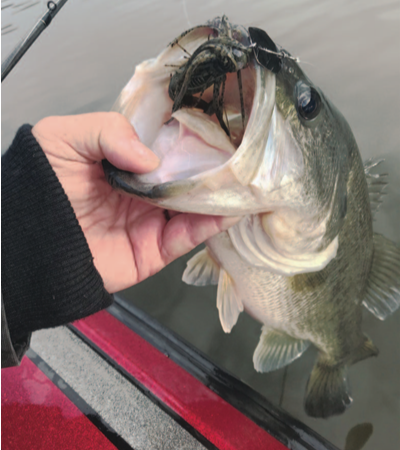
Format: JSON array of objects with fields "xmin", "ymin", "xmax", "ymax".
[
  {"xmin": 160, "ymin": 214, "xmax": 241, "ymax": 265},
  {"xmin": 33, "ymin": 112, "xmax": 159, "ymax": 173},
  {"xmin": 98, "ymin": 112, "xmax": 160, "ymax": 173},
  {"xmin": 165, "ymin": 210, "xmax": 182, "ymax": 220}
]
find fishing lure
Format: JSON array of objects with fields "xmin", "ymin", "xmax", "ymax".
[
  {"xmin": 167, "ymin": 18, "xmax": 300, "ymax": 136},
  {"xmin": 167, "ymin": 16, "xmax": 251, "ymax": 136}
]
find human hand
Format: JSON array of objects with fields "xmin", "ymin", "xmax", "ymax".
[{"xmin": 32, "ymin": 112, "xmax": 239, "ymax": 293}]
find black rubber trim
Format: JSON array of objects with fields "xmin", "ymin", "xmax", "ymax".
[
  {"xmin": 67, "ymin": 324, "xmax": 218, "ymax": 450},
  {"xmin": 107, "ymin": 296, "xmax": 340, "ymax": 450},
  {"xmin": 26, "ymin": 348, "xmax": 134, "ymax": 450}
]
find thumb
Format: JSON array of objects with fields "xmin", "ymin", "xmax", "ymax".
[
  {"xmin": 33, "ymin": 112, "xmax": 160, "ymax": 174},
  {"xmin": 98, "ymin": 112, "xmax": 160, "ymax": 173}
]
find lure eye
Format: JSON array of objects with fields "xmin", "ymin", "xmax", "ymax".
[
  {"xmin": 232, "ymin": 48, "xmax": 249, "ymax": 70},
  {"xmin": 295, "ymin": 81, "xmax": 321, "ymax": 121},
  {"xmin": 232, "ymin": 48, "xmax": 244, "ymax": 59}
]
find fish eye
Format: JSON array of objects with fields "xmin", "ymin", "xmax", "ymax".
[{"xmin": 295, "ymin": 81, "xmax": 321, "ymax": 121}]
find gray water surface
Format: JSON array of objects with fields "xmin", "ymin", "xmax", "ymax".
[{"xmin": 2, "ymin": 1, "xmax": 399, "ymax": 449}]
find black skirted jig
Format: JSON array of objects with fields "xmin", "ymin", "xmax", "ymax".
[{"xmin": 167, "ymin": 16, "xmax": 252, "ymax": 137}]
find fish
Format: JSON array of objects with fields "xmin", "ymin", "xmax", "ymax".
[{"xmin": 102, "ymin": 17, "xmax": 400, "ymax": 418}]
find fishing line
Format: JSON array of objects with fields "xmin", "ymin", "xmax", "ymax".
[
  {"xmin": 249, "ymin": 42, "xmax": 301, "ymax": 63},
  {"xmin": 181, "ymin": 0, "xmax": 192, "ymax": 27}
]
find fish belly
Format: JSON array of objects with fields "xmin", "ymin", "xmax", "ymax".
[
  {"xmin": 207, "ymin": 232, "xmax": 311, "ymax": 335},
  {"xmin": 206, "ymin": 228, "xmax": 369, "ymax": 362}
]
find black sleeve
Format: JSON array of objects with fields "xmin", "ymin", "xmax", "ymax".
[{"xmin": 1, "ymin": 125, "xmax": 113, "ymax": 365}]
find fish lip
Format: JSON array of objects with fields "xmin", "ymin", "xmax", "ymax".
[
  {"xmin": 102, "ymin": 159, "xmax": 161, "ymax": 199},
  {"xmin": 102, "ymin": 159, "xmax": 200, "ymax": 200}
]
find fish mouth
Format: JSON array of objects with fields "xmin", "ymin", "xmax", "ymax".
[{"xmin": 103, "ymin": 25, "xmax": 276, "ymax": 214}]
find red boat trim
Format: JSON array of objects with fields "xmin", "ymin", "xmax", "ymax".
[
  {"xmin": 26, "ymin": 349, "xmax": 134, "ymax": 450},
  {"xmin": 68, "ymin": 325, "xmax": 218, "ymax": 450},
  {"xmin": 1, "ymin": 352, "xmax": 122, "ymax": 450},
  {"xmin": 72, "ymin": 310, "xmax": 287, "ymax": 450},
  {"xmin": 108, "ymin": 299, "xmax": 338, "ymax": 450},
  {"xmin": 69, "ymin": 325, "xmax": 219, "ymax": 450}
]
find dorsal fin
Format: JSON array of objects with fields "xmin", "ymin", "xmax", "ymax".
[
  {"xmin": 363, "ymin": 233, "xmax": 400, "ymax": 320},
  {"xmin": 364, "ymin": 158, "xmax": 388, "ymax": 219},
  {"xmin": 217, "ymin": 268, "xmax": 243, "ymax": 333},
  {"xmin": 182, "ymin": 248, "xmax": 220, "ymax": 286}
]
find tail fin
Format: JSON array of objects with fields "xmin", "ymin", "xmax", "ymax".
[{"xmin": 304, "ymin": 361, "xmax": 352, "ymax": 418}]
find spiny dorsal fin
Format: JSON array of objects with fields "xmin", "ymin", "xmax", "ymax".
[
  {"xmin": 364, "ymin": 158, "xmax": 388, "ymax": 219},
  {"xmin": 182, "ymin": 248, "xmax": 220, "ymax": 286},
  {"xmin": 253, "ymin": 326, "xmax": 310, "ymax": 372},
  {"xmin": 363, "ymin": 233, "xmax": 400, "ymax": 320},
  {"xmin": 217, "ymin": 268, "xmax": 243, "ymax": 333}
]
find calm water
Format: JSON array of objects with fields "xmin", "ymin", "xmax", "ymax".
[{"xmin": 2, "ymin": 1, "xmax": 399, "ymax": 449}]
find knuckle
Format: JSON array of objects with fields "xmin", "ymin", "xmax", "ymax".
[{"xmin": 32, "ymin": 115, "xmax": 64, "ymax": 139}]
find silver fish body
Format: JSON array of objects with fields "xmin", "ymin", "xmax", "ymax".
[{"xmin": 104, "ymin": 18, "xmax": 400, "ymax": 418}]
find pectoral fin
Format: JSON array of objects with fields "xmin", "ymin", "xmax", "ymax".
[
  {"xmin": 253, "ymin": 326, "xmax": 310, "ymax": 372},
  {"xmin": 182, "ymin": 248, "xmax": 220, "ymax": 286},
  {"xmin": 217, "ymin": 269, "xmax": 243, "ymax": 333},
  {"xmin": 363, "ymin": 233, "xmax": 400, "ymax": 320}
]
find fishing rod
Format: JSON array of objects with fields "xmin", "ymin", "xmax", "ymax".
[{"xmin": 1, "ymin": 0, "xmax": 69, "ymax": 82}]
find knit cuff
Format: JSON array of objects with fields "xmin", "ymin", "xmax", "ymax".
[{"xmin": 2, "ymin": 125, "xmax": 113, "ymax": 342}]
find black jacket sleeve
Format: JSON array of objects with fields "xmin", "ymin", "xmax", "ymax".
[{"xmin": 1, "ymin": 125, "xmax": 113, "ymax": 368}]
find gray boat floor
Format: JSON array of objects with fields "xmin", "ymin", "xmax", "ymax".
[{"xmin": 32, "ymin": 327, "xmax": 206, "ymax": 450}]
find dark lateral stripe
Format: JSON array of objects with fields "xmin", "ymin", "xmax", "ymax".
[
  {"xmin": 27, "ymin": 349, "xmax": 134, "ymax": 450},
  {"xmin": 108, "ymin": 297, "xmax": 339, "ymax": 450},
  {"xmin": 67, "ymin": 325, "xmax": 219, "ymax": 450}
]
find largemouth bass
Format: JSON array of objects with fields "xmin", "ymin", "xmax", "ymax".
[{"xmin": 103, "ymin": 17, "xmax": 400, "ymax": 418}]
